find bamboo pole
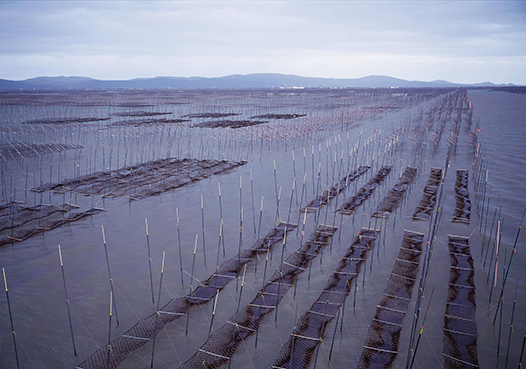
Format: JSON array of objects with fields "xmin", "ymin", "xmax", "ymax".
[
  {"xmin": 3, "ymin": 267, "xmax": 20, "ymax": 369},
  {"xmin": 145, "ymin": 218, "xmax": 155, "ymax": 304},
  {"xmin": 504, "ymin": 280, "xmax": 518, "ymax": 368},
  {"xmin": 493, "ymin": 208, "xmax": 525, "ymax": 323},
  {"xmin": 107, "ymin": 291, "xmax": 113, "ymax": 369},
  {"xmin": 176, "ymin": 208, "xmax": 184, "ymax": 285},
  {"xmin": 58, "ymin": 245, "xmax": 77, "ymax": 356},
  {"xmin": 101, "ymin": 225, "xmax": 119, "ymax": 326},
  {"xmin": 150, "ymin": 251, "xmax": 165, "ymax": 369},
  {"xmin": 185, "ymin": 235, "xmax": 198, "ymax": 335},
  {"xmin": 201, "ymin": 194, "xmax": 206, "ymax": 266}
]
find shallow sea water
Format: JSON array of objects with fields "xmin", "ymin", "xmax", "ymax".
[{"xmin": 0, "ymin": 89, "xmax": 524, "ymax": 369}]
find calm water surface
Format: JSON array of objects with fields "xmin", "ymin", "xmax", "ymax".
[{"xmin": 0, "ymin": 89, "xmax": 525, "ymax": 369}]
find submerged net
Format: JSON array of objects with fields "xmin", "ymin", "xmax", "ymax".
[
  {"xmin": 412, "ymin": 168, "xmax": 442, "ymax": 221},
  {"xmin": 180, "ymin": 224, "xmax": 338, "ymax": 369},
  {"xmin": 336, "ymin": 165, "xmax": 392, "ymax": 215},
  {"xmin": 0, "ymin": 207, "xmax": 104, "ymax": 247},
  {"xmin": 452, "ymin": 169, "xmax": 471, "ymax": 224},
  {"xmin": 0, "ymin": 141, "xmax": 84, "ymax": 161},
  {"xmin": 110, "ymin": 118, "xmax": 189, "ymax": 127},
  {"xmin": 32, "ymin": 157, "xmax": 246, "ymax": 200},
  {"xmin": 0, "ymin": 203, "xmax": 67, "ymax": 232},
  {"xmin": 357, "ymin": 231, "xmax": 424, "ymax": 369},
  {"xmin": 302, "ymin": 165, "xmax": 370, "ymax": 213},
  {"xmin": 76, "ymin": 221, "xmax": 296, "ymax": 369},
  {"xmin": 192, "ymin": 119, "xmax": 268, "ymax": 129},
  {"xmin": 442, "ymin": 235, "xmax": 478, "ymax": 368},
  {"xmin": 372, "ymin": 166, "xmax": 418, "ymax": 218},
  {"xmin": 271, "ymin": 228, "xmax": 379, "ymax": 369}
]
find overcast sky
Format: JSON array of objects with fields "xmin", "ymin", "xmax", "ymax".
[{"xmin": 1, "ymin": 1, "xmax": 525, "ymax": 84}]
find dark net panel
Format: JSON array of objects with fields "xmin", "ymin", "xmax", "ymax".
[
  {"xmin": 32, "ymin": 157, "xmax": 246, "ymax": 200},
  {"xmin": 302, "ymin": 165, "xmax": 370, "ymax": 212},
  {"xmin": 0, "ymin": 207, "xmax": 104, "ymax": 247},
  {"xmin": 180, "ymin": 225, "xmax": 338, "ymax": 369},
  {"xmin": 372, "ymin": 166, "xmax": 418, "ymax": 218},
  {"xmin": 412, "ymin": 167, "xmax": 442, "ymax": 220},
  {"xmin": 0, "ymin": 141, "xmax": 84, "ymax": 161},
  {"xmin": 443, "ymin": 235, "xmax": 478, "ymax": 368},
  {"xmin": 272, "ymin": 228, "xmax": 379, "ymax": 369},
  {"xmin": 337, "ymin": 165, "xmax": 393, "ymax": 215},
  {"xmin": 452, "ymin": 169, "xmax": 471, "ymax": 224},
  {"xmin": 0, "ymin": 203, "xmax": 67, "ymax": 232},
  {"xmin": 76, "ymin": 222, "xmax": 296, "ymax": 369},
  {"xmin": 357, "ymin": 231, "xmax": 424, "ymax": 369}
]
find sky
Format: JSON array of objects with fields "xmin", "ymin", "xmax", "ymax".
[{"xmin": 0, "ymin": 1, "xmax": 525, "ymax": 84}]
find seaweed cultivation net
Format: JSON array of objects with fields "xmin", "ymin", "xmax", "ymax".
[
  {"xmin": 0, "ymin": 142, "xmax": 84, "ymax": 161},
  {"xmin": 23, "ymin": 117, "xmax": 110, "ymax": 125},
  {"xmin": 412, "ymin": 168, "xmax": 442, "ymax": 221},
  {"xmin": 427, "ymin": 92, "xmax": 466, "ymax": 154},
  {"xmin": 182, "ymin": 113, "xmax": 239, "ymax": 119},
  {"xmin": 192, "ymin": 119, "xmax": 268, "ymax": 129},
  {"xmin": 442, "ymin": 235, "xmax": 478, "ymax": 368},
  {"xmin": 336, "ymin": 165, "xmax": 392, "ymax": 215},
  {"xmin": 271, "ymin": 228, "xmax": 379, "ymax": 369},
  {"xmin": 452, "ymin": 169, "xmax": 471, "ymax": 224},
  {"xmin": 32, "ymin": 157, "xmax": 245, "ymax": 200},
  {"xmin": 357, "ymin": 231, "xmax": 424, "ymax": 369},
  {"xmin": 0, "ymin": 207, "xmax": 104, "ymax": 247},
  {"xmin": 180, "ymin": 224, "xmax": 338, "ymax": 369},
  {"xmin": 110, "ymin": 118, "xmax": 190, "ymax": 127},
  {"xmin": 0, "ymin": 201, "xmax": 25, "ymax": 218},
  {"xmin": 372, "ymin": 166, "xmax": 417, "ymax": 219},
  {"xmin": 0, "ymin": 203, "xmax": 67, "ymax": 232},
  {"xmin": 76, "ymin": 222, "xmax": 296, "ymax": 369},
  {"xmin": 302, "ymin": 165, "xmax": 370, "ymax": 213}
]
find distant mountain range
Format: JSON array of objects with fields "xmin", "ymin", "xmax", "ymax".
[{"xmin": 0, "ymin": 73, "xmax": 515, "ymax": 90}]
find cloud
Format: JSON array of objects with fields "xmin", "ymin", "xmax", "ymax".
[{"xmin": 0, "ymin": 1, "xmax": 525, "ymax": 83}]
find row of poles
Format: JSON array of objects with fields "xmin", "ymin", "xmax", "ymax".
[{"xmin": 1, "ymin": 90, "xmax": 474, "ymax": 368}]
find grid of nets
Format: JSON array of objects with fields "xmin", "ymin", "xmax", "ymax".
[
  {"xmin": 427, "ymin": 92, "xmax": 466, "ymax": 154},
  {"xmin": 336, "ymin": 165, "xmax": 392, "ymax": 215},
  {"xmin": 32, "ymin": 157, "xmax": 246, "ymax": 200},
  {"xmin": 358, "ymin": 231, "xmax": 424, "ymax": 369},
  {"xmin": 452, "ymin": 169, "xmax": 471, "ymax": 224},
  {"xmin": 271, "ymin": 228, "xmax": 379, "ymax": 369},
  {"xmin": 412, "ymin": 168, "xmax": 442, "ymax": 220},
  {"xmin": 443, "ymin": 235, "xmax": 478, "ymax": 369},
  {"xmin": 180, "ymin": 224, "xmax": 338, "ymax": 369},
  {"xmin": 76, "ymin": 221, "xmax": 296, "ymax": 369},
  {"xmin": 0, "ymin": 207, "xmax": 104, "ymax": 247},
  {"xmin": 372, "ymin": 166, "xmax": 418, "ymax": 218},
  {"xmin": 302, "ymin": 165, "xmax": 370, "ymax": 213},
  {"xmin": 0, "ymin": 141, "xmax": 84, "ymax": 161}
]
